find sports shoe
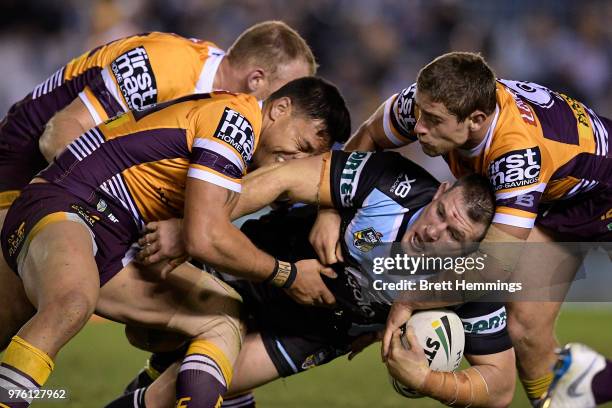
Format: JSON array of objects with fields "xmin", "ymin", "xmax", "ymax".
[{"xmin": 542, "ymin": 343, "xmax": 605, "ymax": 408}]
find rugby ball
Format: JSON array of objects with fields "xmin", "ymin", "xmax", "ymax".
[{"xmin": 389, "ymin": 309, "xmax": 465, "ymax": 398}]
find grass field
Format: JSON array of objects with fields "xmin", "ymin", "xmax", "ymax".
[{"xmin": 9, "ymin": 306, "xmax": 612, "ymax": 407}]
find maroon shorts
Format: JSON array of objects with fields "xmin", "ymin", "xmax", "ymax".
[
  {"xmin": 1, "ymin": 183, "xmax": 140, "ymax": 285},
  {"xmin": 0, "ymin": 66, "xmax": 121, "ymax": 208},
  {"xmin": 536, "ymin": 188, "xmax": 612, "ymax": 241},
  {"xmin": 0, "ymin": 126, "xmax": 48, "ymax": 208}
]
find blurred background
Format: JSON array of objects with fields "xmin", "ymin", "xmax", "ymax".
[
  {"xmin": 1, "ymin": 0, "xmax": 611, "ymax": 124},
  {"xmin": 1, "ymin": 1, "xmax": 611, "ymax": 406}
]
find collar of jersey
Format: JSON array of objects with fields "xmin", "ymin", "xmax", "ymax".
[
  {"xmin": 195, "ymin": 46, "xmax": 226, "ymax": 94},
  {"xmin": 457, "ymin": 104, "xmax": 500, "ymax": 158},
  {"xmin": 407, "ymin": 207, "xmax": 425, "ymax": 229}
]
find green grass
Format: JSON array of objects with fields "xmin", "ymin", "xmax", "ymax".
[{"xmin": 9, "ymin": 307, "xmax": 612, "ymax": 407}]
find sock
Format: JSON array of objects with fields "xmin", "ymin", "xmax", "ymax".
[
  {"xmin": 221, "ymin": 392, "xmax": 256, "ymax": 408},
  {"xmin": 0, "ymin": 336, "xmax": 54, "ymax": 407},
  {"xmin": 521, "ymin": 373, "xmax": 553, "ymax": 406},
  {"xmin": 592, "ymin": 359, "xmax": 612, "ymax": 404},
  {"xmin": 124, "ymin": 347, "xmax": 188, "ymax": 395},
  {"xmin": 175, "ymin": 340, "xmax": 232, "ymax": 408},
  {"xmin": 105, "ymin": 387, "xmax": 147, "ymax": 408}
]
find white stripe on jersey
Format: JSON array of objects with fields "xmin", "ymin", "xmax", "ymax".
[
  {"xmin": 195, "ymin": 47, "xmax": 225, "ymax": 94},
  {"xmin": 492, "ymin": 212, "xmax": 536, "ymax": 229},
  {"xmin": 99, "ymin": 175, "xmax": 144, "ymax": 229},
  {"xmin": 187, "ymin": 168, "xmax": 241, "ymax": 193},
  {"xmin": 382, "ymin": 94, "xmax": 405, "ymax": 147},
  {"xmin": 494, "ymin": 182, "xmax": 546, "ymax": 199},
  {"xmin": 101, "ymin": 67, "xmax": 129, "ymax": 112},
  {"xmin": 193, "ymin": 138, "xmax": 245, "ymax": 173},
  {"xmin": 78, "ymin": 90, "xmax": 103, "ymax": 125},
  {"xmin": 585, "ymin": 106, "xmax": 609, "ymax": 157},
  {"xmin": 32, "ymin": 66, "xmax": 65, "ymax": 99},
  {"xmin": 66, "ymin": 129, "xmax": 106, "ymax": 162}
]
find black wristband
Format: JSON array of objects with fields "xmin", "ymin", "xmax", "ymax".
[
  {"xmin": 265, "ymin": 259, "xmax": 297, "ymax": 288},
  {"xmin": 282, "ymin": 262, "xmax": 298, "ymax": 288}
]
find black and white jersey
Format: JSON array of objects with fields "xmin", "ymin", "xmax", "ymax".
[{"xmin": 227, "ymin": 151, "xmax": 511, "ymax": 357}]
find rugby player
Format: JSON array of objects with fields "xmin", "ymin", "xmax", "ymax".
[
  {"xmin": 311, "ymin": 51, "xmax": 611, "ymax": 406},
  {"xmin": 0, "ymin": 20, "xmax": 316, "ymax": 351},
  {"xmin": 110, "ymin": 150, "xmax": 515, "ymax": 408},
  {"xmin": 0, "ymin": 77, "xmax": 350, "ymax": 407}
]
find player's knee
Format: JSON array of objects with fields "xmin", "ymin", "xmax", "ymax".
[
  {"xmin": 41, "ymin": 290, "xmax": 96, "ymax": 331},
  {"xmin": 507, "ymin": 310, "xmax": 554, "ymax": 352},
  {"xmin": 190, "ymin": 302, "xmax": 246, "ymax": 355}
]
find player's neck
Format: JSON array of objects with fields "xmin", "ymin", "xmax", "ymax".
[{"xmin": 213, "ymin": 59, "xmax": 242, "ymax": 94}]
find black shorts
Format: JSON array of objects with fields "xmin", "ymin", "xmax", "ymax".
[{"xmin": 1, "ymin": 182, "xmax": 139, "ymax": 285}]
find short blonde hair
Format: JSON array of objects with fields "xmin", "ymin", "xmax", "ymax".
[{"xmin": 227, "ymin": 21, "xmax": 317, "ymax": 78}]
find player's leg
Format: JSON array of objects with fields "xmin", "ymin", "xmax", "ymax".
[
  {"xmin": 121, "ymin": 326, "xmax": 188, "ymax": 394},
  {"xmin": 0, "ymin": 220, "xmax": 99, "ymax": 407},
  {"xmin": 505, "ymin": 224, "xmax": 583, "ymax": 405},
  {"xmin": 98, "ymin": 261, "xmax": 245, "ymax": 408},
  {"xmin": 115, "ymin": 333, "xmax": 278, "ymax": 408},
  {"xmin": 0, "ymin": 125, "xmax": 55, "ymax": 351},
  {"xmin": 542, "ymin": 186, "xmax": 612, "ymax": 407},
  {"xmin": 0, "ymin": 208, "xmax": 35, "ymax": 351}
]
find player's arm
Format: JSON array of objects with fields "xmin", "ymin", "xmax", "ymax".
[
  {"xmin": 39, "ymin": 97, "xmax": 96, "ymax": 161},
  {"xmin": 386, "ymin": 327, "xmax": 515, "ymax": 408},
  {"xmin": 344, "ymin": 101, "xmax": 398, "ymax": 151},
  {"xmin": 345, "ymin": 86, "xmax": 418, "ymax": 151},
  {"xmin": 183, "ymin": 178, "xmax": 275, "ymax": 280},
  {"xmin": 183, "ymin": 176, "xmax": 336, "ymax": 306},
  {"xmin": 231, "ymin": 153, "xmax": 333, "ymax": 219}
]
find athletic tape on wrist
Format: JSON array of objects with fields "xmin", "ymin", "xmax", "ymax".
[{"xmin": 265, "ymin": 259, "xmax": 297, "ymax": 288}]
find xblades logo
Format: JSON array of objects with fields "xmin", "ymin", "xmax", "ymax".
[
  {"xmin": 488, "ymin": 147, "xmax": 541, "ymax": 191},
  {"xmin": 390, "ymin": 173, "xmax": 415, "ymax": 198}
]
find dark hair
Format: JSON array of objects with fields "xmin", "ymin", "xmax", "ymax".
[
  {"xmin": 417, "ymin": 52, "xmax": 497, "ymax": 121},
  {"xmin": 267, "ymin": 76, "xmax": 351, "ymax": 146},
  {"xmin": 449, "ymin": 173, "xmax": 495, "ymax": 240}
]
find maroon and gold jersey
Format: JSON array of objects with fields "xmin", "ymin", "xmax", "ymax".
[
  {"xmin": 0, "ymin": 32, "xmax": 225, "ymax": 206},
  {"xmin": 39, "ymin": 92, "xmax": 261, "ymax": 228},
  {"xmin": 74, "ymin": 32, "xmax": 224, "ymax": 123},
  {"xmin": 381, "ymin": 80, "xmax": 611, "ymax": 230}
]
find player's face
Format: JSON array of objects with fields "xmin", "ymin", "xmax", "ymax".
[
  {"xmin": 252, "ymin": 59, "xmax": 312, "ymax": 101},
  {"xmin": 413, "ymin": 90, "xmax": 470, "ymax": 157},
  {"xmin": 254, "ymin": 100, "xmax": 329, "ymax": 168},
  {"xmin": 401, "ymin": 183, "xmax": 485, "ymax": 254}
]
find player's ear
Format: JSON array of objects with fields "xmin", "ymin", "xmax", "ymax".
[
  {"xmin": 467, "ymin": 110, "xmax": 488, "ymax": 132},
  {"xmin": 433, "ymin": 181, "xmax": 451, "ymax": 200},
  {"xmin": 246, "ymin": 68, "xmax": 265, "ymax": 94},
  {"xmin": 269, "ymin": 96, "xmax": 292, "ymax": 121}
]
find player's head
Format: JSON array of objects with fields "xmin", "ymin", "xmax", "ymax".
[
  {"xmin": 227, "ymin": 21, "xmax": 317, "ymax": 100},
  {"xmin": 254, "ymin": 76, "xmax": 351, "ymax": 168},
  {"xmin": 414, "ymin": 52, "xmax": 497, "ymax": 156},
  {"xmin": 402, "ymin": 173, "xmax": 495, "ymax": 253}
]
